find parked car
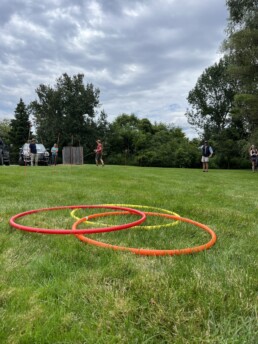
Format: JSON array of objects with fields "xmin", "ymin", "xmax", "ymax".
[
  {"xmin": 19, "ymin": 143, "xmax": 50, "ymax": 166},
  {"xmin": 0, "ymin": 138, "xmax": 10, "ymax": 165}
]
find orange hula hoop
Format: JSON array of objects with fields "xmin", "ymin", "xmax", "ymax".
[{"xmin": 72, "ymin": 211, "xmax": 217, "ymax": 256}]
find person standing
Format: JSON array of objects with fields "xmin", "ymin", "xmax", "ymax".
[
  {"xmin": 95, "ymin": 139, "xmax": 104, "ymax": 167},
  {"xmin": 51, "ymin": 143, "xmax": 59, "ymax": 165},
  {"xmin": 29, "ymin": 138, "xmax": 38, "ymax": 166},
  {"xmin": 249, "ymin": 144, "xmax": 258, "ymax": 172},
  {"xmin": 200, "ymin": 140, "xmax": 213, "ymax": 172}
]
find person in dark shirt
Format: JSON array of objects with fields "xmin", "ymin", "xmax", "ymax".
[
  {"xmin": 200, "ymin": 140, "xmax": 213, "ymax": 172},
  {"xmin": 29, "ymin": 138, "xmax": 38, "ymax": 166}
]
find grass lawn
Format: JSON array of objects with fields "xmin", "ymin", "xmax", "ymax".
[{"xmin": 0, "ymin": 164, "xmax": 257, "ymax": 344}]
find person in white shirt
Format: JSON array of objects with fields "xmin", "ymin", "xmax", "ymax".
[{"xmin": 51, "ymin": 143, "xmax": 59, "ymax": 165}]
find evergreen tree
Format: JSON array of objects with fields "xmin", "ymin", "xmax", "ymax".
[{"xmin": 9, "ymin": 99, "xmax": 31, "ymax": 161}]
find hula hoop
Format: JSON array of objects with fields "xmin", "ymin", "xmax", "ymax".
[
  {"xmin": 70, "ymin": 204, "xmax": 181, "ymax": 230},
  {"xmin": 9, "ymin": 205, "xmax": 146, "ymax": 235},
  {"xmin": 73, "ymin": 211, "xmax": 217, "ymax": 256}
]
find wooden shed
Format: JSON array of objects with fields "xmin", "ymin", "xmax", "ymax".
[{"xmin": 62, "ymin": 146, "xmax": 83, "ymax": 165}]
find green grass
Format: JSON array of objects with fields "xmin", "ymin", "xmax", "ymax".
[{"xmin": 0, "ymin": 164, "xmax": 257, "ymax": 344}]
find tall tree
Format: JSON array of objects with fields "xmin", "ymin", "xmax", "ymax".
[
  {"xmin": 9, "ymin": 99, "xmax": 31, "ymax": 155},
  {"xmin": 96, "ymin": 110, "xmax": 109, "ymax": 142},
  {"xmin": 226, "ymin": 0, "xmax": 257, "ymax": 28},
  {"xmin": 224, "ymin": 1, "xmax": 258, "ymax": 132},
  {"xmin": 185, "ymin": 56, "xmax": 251, "ymax": 168},
  {"xmin": 185, "ymin": 57, "xmax": 237, "ymax": 138},
  {"xmin": 29, "ymin": 74, "xmax": 100, "ymax": 149},
  {"xmin": 108, "ymin": 114, "xmax": 140, "ymax": 156}
]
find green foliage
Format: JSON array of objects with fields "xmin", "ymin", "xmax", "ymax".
[
  {"xmin": 97, "ymin": 110, "xmax": 110, "ymax": 141},
  {"xmin": 29, "ymin": 73, "xmax": 100, "ymax": 150},
  {"xmin": 226, "ymin": 0, "xmax": 257, "ymax": 28},
  {"xmin": 186, "ymin": 57, "xmax": 237, "ymax": 136},
  {"xmin": 8, "ymin": 99, "xmax": 31, "ymax": 162},
  {"xmin": 4, "ymin": 99, "xmax": 251, "ymax": 169},
  {"xmin": 106, "ymin": 114, "xmax": 200, "ymax": 167},
  {"xmin": 0, "ymin": 118, "xmax": 11, "ymax": 144},
  {"xmin": 185, "ymin": 2, "xmax": 258, "ymax": 167},
  {"xmin": 185, "ymin": 57, "xmax": 251, "ymax": 168},
  {"xmin": 224, "ymin": 2, "xmax": 258, "ymax": 131}
]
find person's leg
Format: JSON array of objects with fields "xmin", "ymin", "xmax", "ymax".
[
  {"xmin": 252, "ymin": 160, "xmax": 255, "ymax": 172},
  {"xmin": 202, "ymin": 157, "xmax": 205, "ymax": 171},
  {"xmin": 100, "ymin": 154, "xmax": 104, "ymax": 166},
  {"xmin": 204, "ymin": 157, "xmax": 209, "ymax": 171},
  {"xmin": 31, "ymin": 153, "xmax": 34, "ymax": 166},
  {"xmin": 96, "ymin": 153, "xmax": 99, "ymax": 166},
  {"xmin": 35, "ymin": 154, "xmax": 38, "ymax": 166}
]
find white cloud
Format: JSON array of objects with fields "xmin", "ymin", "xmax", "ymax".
[{"xmin": 0, "ymin": 0, "xmax": 228, "ymax": 139}]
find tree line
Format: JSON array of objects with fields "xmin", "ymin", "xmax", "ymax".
[
  {"xmin": 186, "ymin": 0, "xmax": 258, "ymax": 168},
  {"xmin": 0, "ymin": 76, "xmax": 201, "ymax": 168},
  {"xmin": 0, "ymin": 0, "xmax": 257, "ymax": 169}
]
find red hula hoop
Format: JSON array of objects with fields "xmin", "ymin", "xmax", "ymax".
[
  {"xmin": 73, "ymin": 211, "xmax": 217, "ymax": 256},
  {"xmin": 9, "ymin": 205, "xmax": 146, "ymax": 234}
]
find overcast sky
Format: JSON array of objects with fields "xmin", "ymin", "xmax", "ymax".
[{"xmin": 0, "ymin": 0, "xmax": 228, "ymax": 138}]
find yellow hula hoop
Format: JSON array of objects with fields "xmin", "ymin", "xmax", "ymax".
[{"xmin": 70, "ymin": 204, "xmax": 180, "ymax": 230}]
